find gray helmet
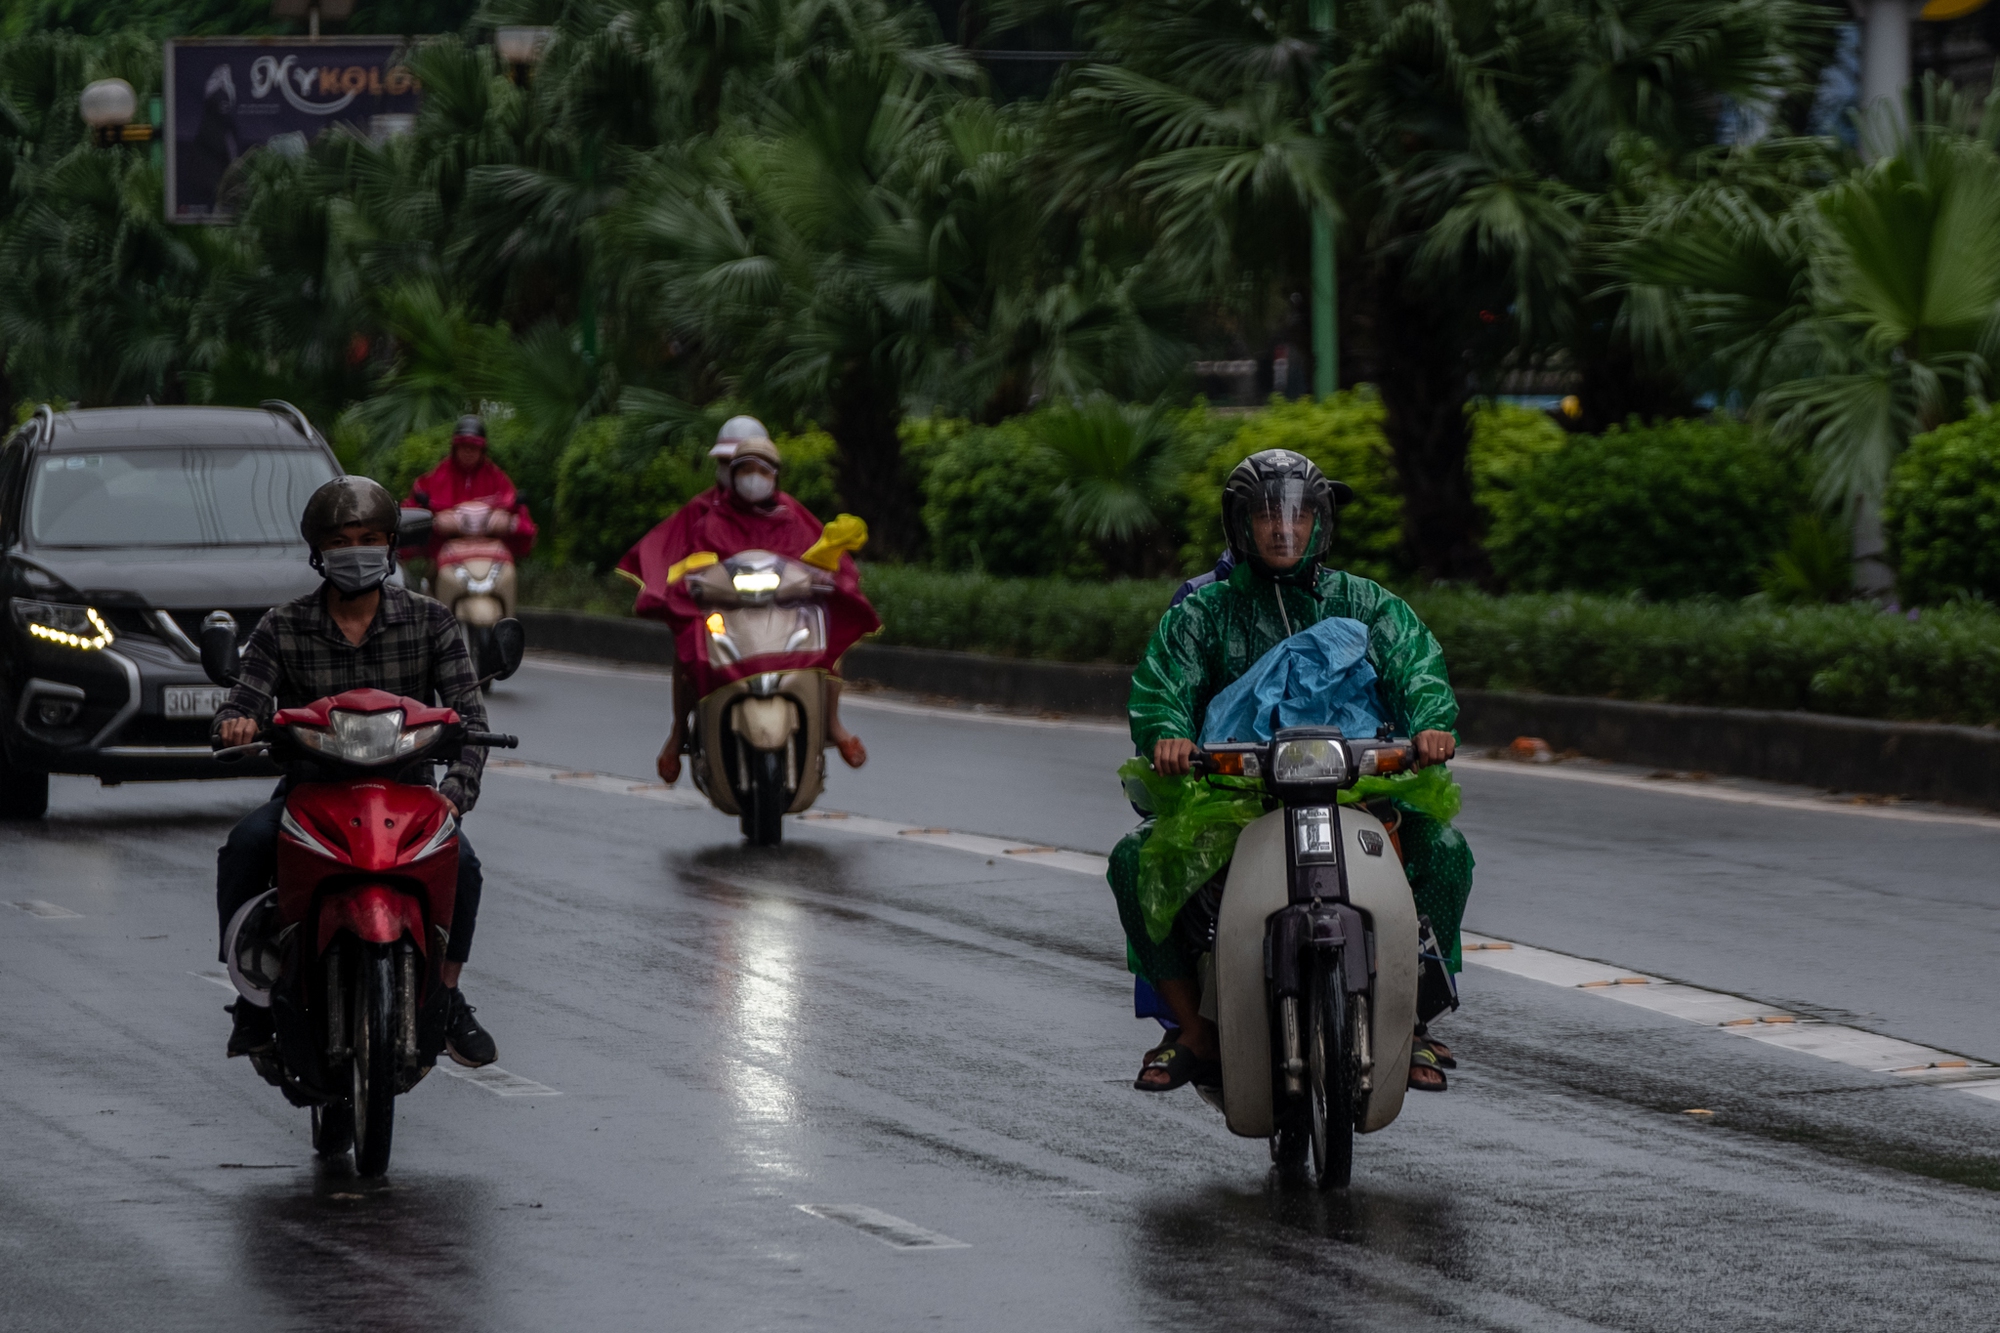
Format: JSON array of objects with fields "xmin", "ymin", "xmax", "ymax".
[
  {"xmin": 1221, "ymin": 450, "xmax": 1353, "ymax": 576},
  {"xmin": 301, "ymin": 475, "xmax": 401, "ymax": 552},
  {"xmin": 452, "ymin": 414, "xmax": 487, "ymax": 444}
]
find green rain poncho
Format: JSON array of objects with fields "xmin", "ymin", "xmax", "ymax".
[{"xmin": 1110, "ymin": 562, "xmax": 1475, "ymax": 982}]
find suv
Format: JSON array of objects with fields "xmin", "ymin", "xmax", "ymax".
[{"xmin": 0, "ymin": 403, "xmax": 340, "ymax": 817}]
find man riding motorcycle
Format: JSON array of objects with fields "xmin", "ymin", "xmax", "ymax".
[
  {"xmin": 212, "ymin": 476, "xmax": 498, "ymax": 1069},
  {"xmin": 1114, "ymin": 450, "xmax": 1473, "ymax": 1094},
  {"xmin": 616, "ymin": 421, "xmax": 877, "ymax": 784},
  {"xmin": 405, "ymin": 414, "xmax": 538, "ymax": 560}
]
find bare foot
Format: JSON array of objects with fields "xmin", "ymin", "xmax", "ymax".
[
  {"xmin": 656, "ymin": 733, "xmax": 682, "ymax": 784},
  {"xmin": 834, "ymin": 733, "xmax": 867, "ymax": 768}
]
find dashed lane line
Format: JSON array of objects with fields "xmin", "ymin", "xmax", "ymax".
[
  {"xmin": 796, "ymin": 1204, "xmax": 969, "ymax": 1250},
  {"xmin": 1462, "ymin": 934, "xmax": 2000, "ymax": 1099},
  {"xmin": 9, "ymin": 900, "xmax": 80, "ymax": 918}
]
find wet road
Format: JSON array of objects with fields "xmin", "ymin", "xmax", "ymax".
[{"xmin": 5, "ymin": 654, "xmax": 2000, "ymax": 1331}]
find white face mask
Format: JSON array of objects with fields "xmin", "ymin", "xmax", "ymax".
[{"xmin": 734, "ymin": 470, "xmax": 775, "ymax": 503}]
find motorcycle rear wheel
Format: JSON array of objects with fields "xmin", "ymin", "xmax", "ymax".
[
  {"xmin": 350, "ymin": 944, "xmax": 399, "ymax": 1177},
  {"xmin": 311, "ymin": 1099, "xmax": 354, "ymax": 1157},
  {"xmin": 1308, "ymin": 951, "xmax": 1357, "ymax": 1191},
  {"xmin": 740, "ymin": 747, "xmax": 786, "ymax": 847}
]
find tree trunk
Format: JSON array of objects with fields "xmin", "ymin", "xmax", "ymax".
[
  {"xmin": 1366, "ymin": 280, "xmax": 1489, "ymax": 584},
  {"xmin": 826, "ymin": 374, "xmax": 924, "ymax": 562}
]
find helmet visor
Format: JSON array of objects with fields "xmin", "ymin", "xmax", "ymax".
[{"xmin": 1232, "ymin": 477, "xmax": 1331, "ymax": 570}]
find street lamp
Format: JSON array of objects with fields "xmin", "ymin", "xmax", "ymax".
[
  {"xmin": 494, "ymin": 26, "xmax": 554, "ymax": 83},
  {"xmin": 78, "ymin": 78, "xmax": 154, "ymax": 147}
]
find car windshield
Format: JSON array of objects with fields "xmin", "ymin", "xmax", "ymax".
[{"xmin": 28, "ymin": 448, "xmax": 335, "ymax": 548}]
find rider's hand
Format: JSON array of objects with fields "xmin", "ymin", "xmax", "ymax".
[
  {"xmin": 443, "ymin": 799, "xmax": 459, "ymax": 817},
  {"xmin": 1153, "ymin": 737, "xmax": 1197, "ymax": 776},
  {"xmin": 217, "ymin": 716, "xmax": 258, "ymax": 747},
  {"xmin": 434, "ymin": 509, "xmax": 461, "ymax": 537},
  {"xmin": 1415, "ymin": 730, "xmax": 1456, "ymax": 767}
]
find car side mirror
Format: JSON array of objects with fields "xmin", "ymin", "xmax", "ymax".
[
  {"xmin": 200, "ymin": 610, "xmax": 240, "ymax": 687},
  {"xmin": 398, "ymin": 507, "xmax": 433, "ymax": 553},
  {"xmin": 490, "ymin": 617, "xmax": 525, "ymax": 682}
]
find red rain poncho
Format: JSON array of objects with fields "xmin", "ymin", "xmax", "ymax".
[
  {"xmin": 404, "ymin": 455, "xmax": 539, "ymax": 562},
  {"xmin": 617, "ymin": 488, "xmax": 880, "ymax": 698}
]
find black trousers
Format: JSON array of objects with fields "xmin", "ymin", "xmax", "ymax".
[{"xmin": 216, "ymin": 793, "xmax": 483, "ymax": 965}]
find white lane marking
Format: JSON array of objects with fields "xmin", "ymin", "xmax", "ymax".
[
  {"xmin": 1454, "ymin": 756, "xmax": 2000, "ymax": 832},
  {"xmin": 488, "ymin": 760, "xmax": 1113, "ymax": 876},
  {"xmin": 1462, "ymin": 933, "xmax": 2000, "ymax": 1094},
  {"xmin": 10, "ymin": 900, "xmax": 80, "ymax": 918},
  {"xmin": 191, "ymin": 971, "xmax": 237, "ymax": 991},
  {"xmin": 435, "ymin": 1064, "xmax": 561, "ymax": 1097},
  {"xmin": 796, "ymin": 1204, "xmax": 969, "ymax": 1250}
]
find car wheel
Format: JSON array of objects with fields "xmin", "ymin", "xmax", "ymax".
[{"xmin": 0, "ymin": 752, "xmax": 49, "ymax": 820}]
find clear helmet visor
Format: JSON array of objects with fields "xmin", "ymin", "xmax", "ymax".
[{"xmin": 1232, "ymin": 477, "xmax": 1331, "ymax": 568}]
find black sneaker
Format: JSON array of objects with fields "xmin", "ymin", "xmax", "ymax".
[
  {"xmin": 444, "ymin": 988, "xmax": 497, "ymax": 1068},
  {"xmin": 226, "ymin": 1000, "xmax": 274, "ymax": 1058}
]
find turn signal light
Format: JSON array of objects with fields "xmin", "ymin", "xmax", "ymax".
[{"xmin": 705, "ymin": 612, "xmax": 726, "ymax": 636}]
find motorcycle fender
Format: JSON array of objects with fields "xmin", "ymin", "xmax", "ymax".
[
  {"xmin": 1216, "ymin": 811, "xmax": 1288, "ymax": 1137},
  {"xmin": 695, "ymin": 671, "xmax": 830, "ymax": 816},
  {"xmin": 456, "ymin": 595, "xmax": 504, "ymax": 626},
  {"xmin": 732, "ymin": 695, "xmax": 796, "ymax": 749},
  {"xmin": 1341, "ymin": 806, "xmax": 1420, "ymax": 1134},
  {"xmin": 317, "ymin": 883, "xmax": 426, "ymax": 956}
]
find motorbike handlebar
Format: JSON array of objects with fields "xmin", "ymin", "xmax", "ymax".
[
  {"xmin": 211, "ymin": 741, "xmax": 272, "ymax": 763},
  {"xmin": 465, "ymin": 731, "xmax": 519, "ymax": 749}
]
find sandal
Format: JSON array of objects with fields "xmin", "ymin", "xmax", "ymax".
[
  {"xmin": 1414, "ymin": 1024, "xmax": 1456, "ymax": 1069},
  {"xmin": 1135, "ymin": 1043, "xmax": 1219, "ymax": 1092},
  {"xmin": 835, "ymin": 734, "xmax": 867, "ymax": 769},
  {"xmin": 1408, "ymin": 1047, "xmax": 1448, "ymax": 1092}
]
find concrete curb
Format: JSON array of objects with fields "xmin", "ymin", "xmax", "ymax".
[{"xmin": 516, "ymin": 607, "xmax": 2000, "ymax": 808}]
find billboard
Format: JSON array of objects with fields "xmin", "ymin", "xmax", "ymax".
[{"xmin": 164, "ymin": 37, "xmax": 420, "ymax": 223}]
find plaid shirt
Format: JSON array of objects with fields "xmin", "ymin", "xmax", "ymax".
[{"xmin": 213, "ymin": 583, "xmax": 489, "ymax": 812}]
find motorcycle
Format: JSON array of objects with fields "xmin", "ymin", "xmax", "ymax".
[
  {"xmin": 201, "ymin": 618, "xmax": 523, "ymax": 1177},
  {"xmin": 431, "ymin": 500, "xmax": 518, "ymax": 684},
  {"xmin": 681, "ymin": 550, "xmax": 833, "ymax": 847},
  {"xmin": 1178, "ymin": 728, "xmax": 1455, "ymax": 1189}
]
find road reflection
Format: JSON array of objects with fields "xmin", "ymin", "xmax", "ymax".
[{"xmin": 235, "ymin": 1167, "xmax": 495, "ymax": 1333}]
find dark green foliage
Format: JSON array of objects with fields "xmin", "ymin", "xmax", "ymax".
[
  {"xmin": 858, "ymin": 566, "xmax": 1177, "ymax": 664},
  {"xmin": 919, "ymin": 416, "xmax": 1092, "ymax": 577},
  {"xmin": 1884, "ymin": 410, "xmax": 2000, "ymax": 606},
  {"xmin": 1414, "ymin": 591, "xmax": 2000, "ymax": 725},
  {"xmin": 1488, "ymin": 417, "xmax": 1804, "ymax": 599},
  {"xmin": 1761, "ymin": 514, "xmax": 1853, "ymax": 605},
  {"xmin": 553, "ymin": 417, "xmax": 710, "ymax": 572}
]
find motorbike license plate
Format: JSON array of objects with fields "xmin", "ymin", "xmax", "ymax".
[{"xmin": 163, "ymin": 686, "xmax": 228, "ymax": 718}]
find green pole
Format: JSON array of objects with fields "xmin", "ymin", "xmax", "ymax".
[{"xmin": 1310, "ymin": 0, "xmax": 1337, "ymax": 398}]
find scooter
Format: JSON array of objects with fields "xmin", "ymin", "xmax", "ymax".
[
  {"xmin": 680, "ymin": 550, "xmax": 832, "ymax": 847},
  {"xmin": 201, "ymin": 619, "xmax": 523, "ymax": 1177},
  {"xmin": 432, "ymin": 500, "xmax": 517, "ymax": 683},
  {"xmin": 1181, "ymin": 728, "xmax": 1454, "ymax": 1189}
]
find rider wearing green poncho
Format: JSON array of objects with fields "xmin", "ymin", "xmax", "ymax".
[{"xmin": 1116, "ymin": 449, "xmax": 1473, "ymax": 1094}]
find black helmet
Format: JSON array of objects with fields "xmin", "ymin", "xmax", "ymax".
[
  {"xmin": 1222, "ymin": 450, "xmax": 1354, "ymax": 578},
  {"xmin": 301, "ymin": 475, "xmax": 401, "ymax": 554},
  {"xmin": 452, "ymin": 414, "xmax": 487, "ymax": 445}
]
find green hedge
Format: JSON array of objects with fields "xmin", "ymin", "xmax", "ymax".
[
  {"xmin": 857, "ymin": 565, "xmax": 1179, "ymax": 664},
  {"xmin": 1886, "ymin": 408, "xmax": 2000, "ymax": 606}
]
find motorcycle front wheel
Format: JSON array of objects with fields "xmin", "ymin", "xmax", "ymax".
[
  {"xmin": 350, "ymin": 943, "xmax": 399, "ymax": 1177},
  {"xmin": 1308, "ymin": 951, "xmax": 1357, "ymax": 1190},
  {"xmin": 739, "ymin": 747, "xmax": 786, "ymax": 847}
]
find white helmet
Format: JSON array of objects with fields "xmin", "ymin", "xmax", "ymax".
[{"xmin": 709, "ymin": 414, "xmax": 771, "ymax": 460}]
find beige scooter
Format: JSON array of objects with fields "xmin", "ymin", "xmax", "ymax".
[
  {"xmin": 1181, "ymin": 729, "xmax": 1449, "ymax": 1189},
  {"xmin": 432, "ymin": 500, "xmax": 517, "ymax": 684},
  {"xmin": 681, "ymin": 550, "xmax": 834, "ymax": 846}
]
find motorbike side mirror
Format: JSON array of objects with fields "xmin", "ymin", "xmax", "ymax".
[
  {"xmin": 200, "ymin": 610, "xmax": 240, "ymax": 687},
  {"xmin": 489, "ymin": 617, "xmax": 526, "ymax": 682},
  {"xmin": 397, "ymin": 507, "xmax": 433, "ymax": 553}
]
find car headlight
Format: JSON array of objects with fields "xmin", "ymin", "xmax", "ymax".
[
  {"xmin": 11, "ymin": 599, "xmax": 113, "ymax": 651},
  {"xmin": 1271, "ymin": 737, "xmax": 1348, "ymax": 785}
]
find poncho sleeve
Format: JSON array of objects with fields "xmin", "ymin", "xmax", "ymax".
[
  {"xmin": 1342, "ymin": 577, "xmax": 1458, "ymax": 737},
  {"xmin": 1127, "ymin": 595, "xmax": 1218, "ymax": 751}
]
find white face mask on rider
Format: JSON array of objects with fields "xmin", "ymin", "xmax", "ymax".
[
  {"xmin": 322, "ymin": 545, "xmax": 393, "ymax": 595},
  {"xmin": 734, "ymin": 470, "xmax": 776, "ymax": 503}
]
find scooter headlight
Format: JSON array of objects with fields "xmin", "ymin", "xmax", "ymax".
[
  {"xmin": 1271, "ymin": 737, "xmax": 1348, "ymax": 786},
  {"xmin": 292, "ymin": 708, "xmax": 438, "ymax": 765}
]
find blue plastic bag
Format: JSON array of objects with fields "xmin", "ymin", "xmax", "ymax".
[{"xmin": 1198, "ymin": 616, "xmax": 1384, "ymax": 744}]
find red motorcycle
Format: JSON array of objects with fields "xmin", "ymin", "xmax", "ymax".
[{"xmin": 207, "ymin": 627, "xmax": 521, "ymax": 1176}]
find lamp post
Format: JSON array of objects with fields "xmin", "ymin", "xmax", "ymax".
[
  {"xmin": 1309, "ymin": 0, "xmax": 1337, "ymax": 398},
  {"xmin": 79, "ymin": 78, "xmax": 154, "ymax": 148}
]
